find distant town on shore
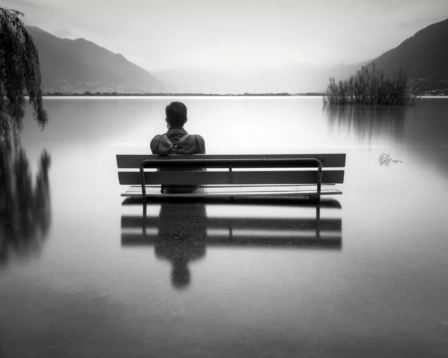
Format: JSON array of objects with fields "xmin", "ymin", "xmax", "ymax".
[{"xmin": 42, "ymin": 92, "xmax": 326, "ymax": 97}]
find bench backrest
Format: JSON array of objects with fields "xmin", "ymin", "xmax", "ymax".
[{"xmin": 116, "ymin": 154, "xmax": 346, "ymax": 186}]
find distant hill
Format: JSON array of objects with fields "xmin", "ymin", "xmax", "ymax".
[
  {"xmin": 27, "ymin": 26, "xmax": 170, "ymax": 94},
  {"xmin": 362, "ymin": 18, "xmax": 448, "ymax": 94}
]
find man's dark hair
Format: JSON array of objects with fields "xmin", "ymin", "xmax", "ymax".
[{"xmin": 166, "ymin": 102, "xmax": 187, "ymax": 128}]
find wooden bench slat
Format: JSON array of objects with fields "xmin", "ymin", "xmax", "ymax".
[
  {"xmin": 121, "ymin": 216, "xmax": 341, "ymax": 231},
  {"xmin": 121, "ymin": 189, "xmax": 342, "ymax": 198},
  {"xmin": 116, "ymin": 154, "xmax": 346, "ymax": 168},
  {"xmin": 122, "ymin": 197, "xmax": 343, "ymax": 208},
  {"xmin": 122, "ymin": 192, "xmax": 341, "ymax": 198},
  {"xmin": 122, "ymin": 185, "xmax": 342, "ymax": 198},
  {"xmin": 121, "ymin": 185, "xmax": 342, "ymax": 198},
  {"xmin": 118, "ymin": 170, "xmax": 345, "ymax": 186},
  {"xmin": 121, "ymin": 234, "xmax": 341, "ymax": 248},
  {"xmin": 123, "ymin": 184, "xmax": 336, "ymax": 192}
]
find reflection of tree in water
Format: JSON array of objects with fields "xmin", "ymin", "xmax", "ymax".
[
  {"xmin": 0, "ymin": 142, "xmax": 51, "ymax": 266},
  {"xmin": 324, "ymin": 105, "xmax": 412, "ymax": 144},
  {"xmin": 155, "ymin": 202, "xmax": 206, "ymax": 290}
]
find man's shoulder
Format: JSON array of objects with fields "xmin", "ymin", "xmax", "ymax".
[
  {"xmin": 192, "ymin": 134, "xmax": 205, "ymax": 142},
  {"xmin": 150, "ymin": 134, "xmax": 164, "ymax": 153},
  {"xmin": 150, "ymin": 134, "xmax": 163, "ymax": 144},
  {"xmin": 192, "ymin": 134, "xmax": 205, "ymax": 147},
  {"xmin": 191, "ymin": 134, "xmax": 205, "ymax": 154}
]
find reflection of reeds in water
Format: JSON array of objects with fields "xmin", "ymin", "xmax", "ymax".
[
  {"xmin": 0, "ymin": 142, "xmax": 51, "ymax": 266},
  {"xmin": 323, "ymin": 64, "xmax": 418, "ymax": 106},
  {"xmin": 324, "ymin": 104, "xmax": 410, "ymax": 143}
]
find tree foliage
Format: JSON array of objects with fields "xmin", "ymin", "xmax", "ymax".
[{"xmin": 0, "ymin": 7, "xmax": 47, "ymax": 141}]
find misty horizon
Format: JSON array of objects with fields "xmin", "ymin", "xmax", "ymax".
[{"xmin": 6, "ymin": 0, "xmax": 447, "ymax": 74}]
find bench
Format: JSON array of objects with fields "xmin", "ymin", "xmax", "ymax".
[{"xmin": 116, "ymin": 154, "xmax": 346, "ymax": 201}]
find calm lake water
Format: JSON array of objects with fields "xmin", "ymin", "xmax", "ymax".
[{"xmin": 1, "ymin": 97, "xmax": 448, "ymax": 357}]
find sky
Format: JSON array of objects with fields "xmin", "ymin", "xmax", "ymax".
[{"xmin": 4, "ymin": 0, "xmax": 448, "ymax": 74}]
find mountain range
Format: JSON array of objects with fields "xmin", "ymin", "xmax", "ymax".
[
  {"xmin": 28, "ymin": 17, "xmax": 448, "ymax": 95},
  {"xmin": 363, "ymin": 18, "xmax": 448, "ymax": 94},
  {"xmin": 27, "ymin": 26, "xmax": 170, "ymax": 94}
]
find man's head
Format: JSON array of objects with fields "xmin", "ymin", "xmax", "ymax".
[{"xmin": 165, "ymin": 102, "xmax": 187, "ymax": 128}]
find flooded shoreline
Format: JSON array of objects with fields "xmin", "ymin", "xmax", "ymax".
[{"xmin": 1, "ymin": 97, "xmax": 447, "ymax": 357}]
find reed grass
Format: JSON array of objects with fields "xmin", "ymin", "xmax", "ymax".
[{"xmin": 323, "ymin": 63, "xmax": 418, "ymax": 105}]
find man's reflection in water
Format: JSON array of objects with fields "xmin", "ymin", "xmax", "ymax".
[
  {"xmin": 155, "ymin": 201, "xmax": 206, "ymax": 290},
  {"xmin": 0, "ymin": 142, "xmax": 51, "ymax": 266}
]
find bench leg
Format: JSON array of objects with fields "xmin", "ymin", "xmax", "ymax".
[{"xmin": 316, "ymin": 205, "xmax": 321, "ymax": 239}]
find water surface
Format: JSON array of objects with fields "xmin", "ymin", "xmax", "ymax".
[{"xmin": 1, "ymin": 97, "xmax": 447, "ymax": 357}]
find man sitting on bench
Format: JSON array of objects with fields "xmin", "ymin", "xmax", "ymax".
[
  {"xmin": 150, "ymin": 102, "xmax": 206, "ymax": 155},
  {"xmin": 150, "ymin": 101, "xmax": 206, "ymax": 193}
]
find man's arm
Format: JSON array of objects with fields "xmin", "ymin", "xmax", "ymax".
[
  {"xmin": 195, "ymin": 135, "xmax": 206, "ymax": 154},
  {"xmin": 150, "ymin": 135, "xmax": 161, "ymax": 154}
]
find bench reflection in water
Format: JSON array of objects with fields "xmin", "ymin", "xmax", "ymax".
[{"xmin": 121, "ymin": 198, "xmax": 342, "ymax": 289}]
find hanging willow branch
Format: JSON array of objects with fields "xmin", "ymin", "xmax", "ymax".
[{"xmin": 0, "ymin": 7, "xmax": 47, "ymax": 141}]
